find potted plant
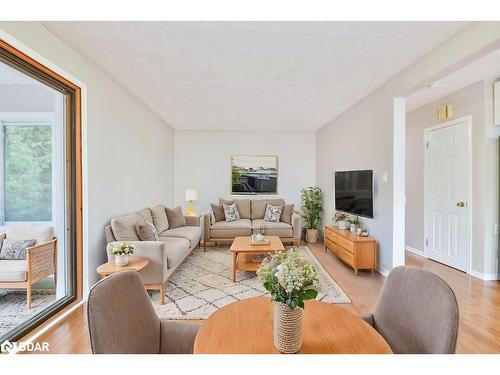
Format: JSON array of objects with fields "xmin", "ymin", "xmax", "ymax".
[
  {"xmin": 333, "ymin": 211, "xmax": 349, "ymax": 230},
  {"xmin": 347, "ymin": 216, "xmax": 361, "ymax": 233},
  {"xmin": 112, "ymin": 242, "xmax": 135, "ymax": 266},
  {"xmin": 299, "ymin": 186, "xmax": 324, "ymax": 243},
  {"xmin": 257, "ymin": 249, "xmax": 319, "ymax": 353}
]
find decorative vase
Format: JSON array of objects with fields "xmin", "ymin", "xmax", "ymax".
[
  {"xmin": 273, "ymin": 302, "xmax": 304, "ymax": 354},
  {"xmin": 305, "ymin": 229, "xmax": 318, "ymax": 243},
  {"xmin": 350, "ymin": 224, "xmax": 357, "ymax": 232},
  {"xmin": 115, "ymin": 254, "xmax": 130, "ymax": 267},
  {"xmin": 338, "ymin": 220, "xmax": 348, "ymax": 230}
]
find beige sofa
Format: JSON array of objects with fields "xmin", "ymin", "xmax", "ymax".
[
  {"xmin": 203, "ymin": 198, "xmax": 301, "ymax": 249},
  {"xmin": 105, "ymin": 205, "xmax": 202, "ymax": 304}
]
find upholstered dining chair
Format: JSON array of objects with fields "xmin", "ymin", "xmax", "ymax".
[
  {"xmin": 362, "ymin": 266, "xmax": 459, "ymax": 354},
  {"xmin": 87, "ymin": 270, "xmax": 199, "ymax": 354}
]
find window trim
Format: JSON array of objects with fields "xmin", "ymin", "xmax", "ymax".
[{"xmin": 0, "ymin": 39, "xmax": 83, "ymax": 344}]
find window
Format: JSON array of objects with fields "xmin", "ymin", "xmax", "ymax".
[{"xmin": 0, "ymin": 40, "xmax": 82, "ymax": 345}]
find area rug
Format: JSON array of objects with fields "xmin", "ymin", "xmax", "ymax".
[
  {"xmin": 0, "ymin": 289, "xmax": 56, "ymax": 336},
  {"xmin": 151, "ymin": 245, "xmax": 350, "ymax": 320}
]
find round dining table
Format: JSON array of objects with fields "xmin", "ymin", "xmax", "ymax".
[{"xmin": 194, "ymin": 297, "xmax": 392, "ymax": 354}]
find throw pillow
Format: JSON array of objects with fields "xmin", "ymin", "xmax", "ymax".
[
  {"xmin": 0, "ymin": 239, "xmax": 36, "ymax": 260},
  {"xmin": 211, "ymin": 204, "xmax": 225, "ymax": 222},
  {"xmin": 136, "ymin": 220, "xmax": 159, "ymax": 241},
  {"xmin": 280, "ymin": 204, "xmax": 294, "ymax": 224},
  {"xmin": 166, "ymin": 206, "xmax": 187, "ymax": 229},
  {"xmin": 111, "ymin": 214, "xmax": 141, "ymax": 241},
  {"xmin": 264, "ymin": 204, "xmax": 283, "ymax": 223},
  {"xmin": 219, "ymin": 199, "xmax": 251, "ymax": 219},
  {"xmin": 223, "ymin": 203, "xmax": 240, "ymax": 222},
  {"xmin": 210, "ymin": 212, "xmax": 216, "ymax": 225},
  {"xmin": 150, "ymin": 205, "xmax": 169, "ymax": 233}
]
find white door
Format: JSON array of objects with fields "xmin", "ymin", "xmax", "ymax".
[{"xmin": 425, "ymin": 118, "xmax": 470, "ymax": 271}]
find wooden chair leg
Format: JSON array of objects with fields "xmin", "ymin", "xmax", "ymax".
[
  {"xmin": 160, "ymin": 284, "xmax": 165, "ymax": 305},
  {"xmin": 203, "ymin": 239, "xmax": 207, "ymax": 252},
  {"xmin": 27, "ymin": 284, "xmax": 32, "ymax": 309}
]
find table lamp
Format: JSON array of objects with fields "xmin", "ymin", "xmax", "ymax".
[{"xmin": 185, "ymin": 189, "xmax": 198, "ymax": 216}]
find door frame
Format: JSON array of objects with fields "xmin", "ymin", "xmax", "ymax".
[{"xmin": 423, "ymin": 115, "xmax": 472, "ymax": 274}]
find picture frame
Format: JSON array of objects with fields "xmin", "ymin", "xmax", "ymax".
[{"xmin": 231, "ymin": 155, "xmax": 278, "ymax": 195}]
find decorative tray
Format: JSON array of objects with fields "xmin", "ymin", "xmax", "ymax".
[{"xmin": 250, "ymin": 238, "xmax": 270, "ymax": 246}]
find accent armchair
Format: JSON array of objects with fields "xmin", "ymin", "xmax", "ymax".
[
  {"xmin": 87, "ymin": 270, "xmax": 200, "ymax": 354},
  {"xmin": 0, "ymin": 226, "xmax": 57, "ymax": 308},
  {"xmin": 362, "ymin": 266, "xmax": 459, "ymax": 354}
]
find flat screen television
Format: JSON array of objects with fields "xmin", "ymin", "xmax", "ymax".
[{"xmin": 335, "ymin": 170, "xmax": 373, "ymax": 218}]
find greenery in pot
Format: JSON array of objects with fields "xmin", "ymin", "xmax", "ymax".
[
  {"xmin": 333, "ymin": 211, "xmax": 348, "ymax": 224},
  {"xmin": 347, "ymin": 216, "xmax": 360, "ymax": 226},
  {"xmin": 257, "ymin": 249, "xmax": 319, "ymax": 309},
  {"xmin": 299, "ymin": 186, "xmax": 324, "ymax": 230},
  {"xmin": 112, "ymin": 242, "xmax": 135, "ymax": 256}
]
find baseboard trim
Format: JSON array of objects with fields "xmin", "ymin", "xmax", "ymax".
[
  {"xmin": 468, "ymin": 270, "xmax": 499, "ymax": 281},
  {"xmin": 405, "ymin": 245, "xmax": 425, "ymax": 257}
]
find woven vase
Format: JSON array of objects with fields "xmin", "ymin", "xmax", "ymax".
[{"xmin": 273, "ymin": 302, "xmax": 304, "ymax": 354}]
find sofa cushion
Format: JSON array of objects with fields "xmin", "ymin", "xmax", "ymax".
[
  {"xmin": 137, "ymin": 208, "xmax": 153, "ymax": 224},
  {"xmin": 211, "ymin": 204, "xmax": 225, "ymax": 222},
  {"xmin": 222, "ymin": 203, "xmax": 240, "ymax": 222},
  {"xmin": 0, "ymin": 239, "xmax": 36, "ymax": 260},
  {"xmin": 264, "ymin": 203, "xmax": 283, "ymax": 223},
  {"xmin": 136, "ymin": 220, "xmax": 159, "ymax": 241},
  {"xmin": 159, "ymin": 226, "xmax": 202, "ymax": 247},
  {"xmin": 158, "ymin": 237, "xmax": 190, "ymax": 270},
  {"xmin": 150, "ymin": 205, "xmax": 169, "ymax": 233},
  {"xmin": 0, "ymin": 260, "xmax": 27, "ymax": 282},
  {"xmin": 220, "ymin": 199, "xmax": 251, "ymax": 219},
  {"xmin": 111, "ymin": 213, "xmax": 141, "ymax": 241},
  {"xmin": 252, "ymin": 219, "xmax": 293, "ymax": 237},
  {"xmin": 281, "ymin": 204, "xmax": 294, "ymax": 224},
  {"xmin": 5, "ymin": 225, "xmax": 54, "ymax": 243},
  {"xmin": 210, "ymin": 219, "xmax": 252, "ymax": 238},
  {"xmin": 251, "ymin": 200, "xmax": 267, "ymax": 219},
  {"xmin": 166, "ymin": 207, "xmax": 187, "ymax": 229},
  {"xmin": 0, "ymin": 233, "xmax": 5, "ymax": 252}
]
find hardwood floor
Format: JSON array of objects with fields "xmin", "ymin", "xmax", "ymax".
[{"xmin": 27, "ymin": 241, "xmax": 500, "ymax": 354}]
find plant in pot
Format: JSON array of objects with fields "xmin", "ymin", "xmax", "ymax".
[
  {"xmin": 300, "ymin": 186, "xmax": 323, "ymax": 243},
  {"xmin": 333, "ymin": 211, "xmax": 349, "ymax": 230},
  {"xmin": 347, "ymin": 216, "xmax": 361, "ymax": 232},
  {"xmin": 257, "ymin": 249, "xmax": 319, "ymax": 353},
  {"xmin": 112, "ymin": 242, "xmax": 135, "ymax": 266}
]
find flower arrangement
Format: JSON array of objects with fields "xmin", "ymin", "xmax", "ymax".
[
  {"xmin": 333, "ymin": 211, "xmax": 348, "ymax": 223},
  {"xmin": 257, "ymin": 249, "xmax": 319, "ymax": 309},
  {"xmin": 112, "ymin": 242, "xmax": 135, "ymax": 256}
]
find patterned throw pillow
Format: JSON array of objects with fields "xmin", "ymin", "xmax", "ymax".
[
  {"xmin": 0, "ymin": 239, "xmax": 36, "ymax": 260},
  {"xmin": 223, "ymin": 203, "xmax": 240, "ymax": 222},
  {"xmin": 136, "ymin": 220, "xmax": 159, "ymax": 241},
  {"xmin": 264, "ymin": 204, "xmax": 283, "ymax": 223}
]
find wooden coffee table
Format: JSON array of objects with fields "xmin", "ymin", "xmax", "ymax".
[
  {"xmin": 96, "ymin": 256, "xmax": 149, "ymax": 278},
  {"xmin": 230, "ymin": 236, "xmax": 285, "ymax": 282},
  {"xmin": 194, "ymin": 297, "xmax": 393, "ymax": 354}
]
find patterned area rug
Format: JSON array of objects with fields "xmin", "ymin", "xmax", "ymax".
[
  {"xmin": 0, "ymin": 289, "xmax": 56, "ymax": 336},
  {"xmin": 151, "ymin": 245, "xmax": 350, "ymax": 319}
]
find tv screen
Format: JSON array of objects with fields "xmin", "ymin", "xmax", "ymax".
[{"xmin": 335, "ymin": 170, "xmax": 373, "ymax": 218}]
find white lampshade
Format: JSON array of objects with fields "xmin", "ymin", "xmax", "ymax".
[{"xmin": 185, "ymin": 189, "xmax": 198, "ymax": 202}]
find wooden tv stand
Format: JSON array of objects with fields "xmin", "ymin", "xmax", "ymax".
[{"xmin": 324, "ymin": 225, "xmax": 377, "ymax": 275}]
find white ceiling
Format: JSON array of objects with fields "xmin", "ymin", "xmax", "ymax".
[
  {"xmin": 46, "ymin": 21, "xmax": 466, "ymax": 131},
  {"xmin": 407, "ymin": 48, "xmax": 500, "ymax": 111}
]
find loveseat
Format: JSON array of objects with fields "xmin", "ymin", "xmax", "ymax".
[
  {"xmin": 203, "ymin": 198, "xmax": 301, "ymax": 249},
  {"xmin": 105, "ymin": 205, "xmax": 202, "ymax": 304}
]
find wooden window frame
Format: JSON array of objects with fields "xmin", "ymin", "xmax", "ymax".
[{"xmin": 0, "ymin": 39, "xmax": 83, "ymax": 343}]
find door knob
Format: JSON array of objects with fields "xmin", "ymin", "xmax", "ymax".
[{"xmin": 456, "ymin": 202, "xmax": 466, "ymax": 207}]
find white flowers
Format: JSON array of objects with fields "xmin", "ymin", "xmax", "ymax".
[
  {"xmin": 112, "ymin": 242, "xmax": 135, "ymax": 256},
  {"xmin": 257, "ymin": 249, "xmax": 319, "ymax": 309}
]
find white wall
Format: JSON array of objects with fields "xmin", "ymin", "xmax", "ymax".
[
  {"xmin": 406, "ymin": 80, "xmax": 499, "ymax": 277},
  {"xmin": 317, "ymin": 22, "xmax": 500, "ymax": 275},
  {"xmin": 174, "ymin": 131, "xmax": 316, "ymax": 214},
  {"xmin": 0, "ymin": 22, "xmax": 176, "ymax": 288}
]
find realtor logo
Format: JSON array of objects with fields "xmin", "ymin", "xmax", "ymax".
[{"xmin": 1, "ymin": 339, "xmax": 49, "ymax": 354}]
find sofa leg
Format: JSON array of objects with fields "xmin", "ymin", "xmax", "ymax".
[
  {"xmin": 27, "ymin": 284, "xmax": 32, "ymax": 309},
  {"xmin": 203, "ymin": 240, "xmax": 207, "ymax": 252},
  {"xmin": 160, "ymin": 284, "xmax": 165, "ymax": 305}
]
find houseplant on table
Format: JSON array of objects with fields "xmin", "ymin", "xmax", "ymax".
[
  {"xmin": 112, "ymin": 242, "xmax": 135, "ymax": 266},
  {"xmin": 257, "ymin": 249, "xmax": 319, "ymax": 353},
  {"xmin": 333, "ymin": 211, "xmax": 349, "ymax": 230},
  {"xmin": 299, "ymin": 186, "xmax": 324, "ymax": 243}
]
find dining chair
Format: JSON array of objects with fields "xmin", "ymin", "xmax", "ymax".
[
  {"xmin": 363, "ymin": 266, "xmax": 459, "ymax": 354},
  {"xmin": 87, "ymin": 270, "xmax": 199, "ymax": 354}
]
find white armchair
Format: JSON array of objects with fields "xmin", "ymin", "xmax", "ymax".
[{"xmin": 0, "ymin": 226, "xmax": 57, "ymax": 308}]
